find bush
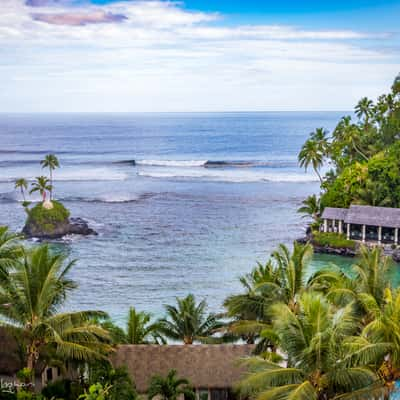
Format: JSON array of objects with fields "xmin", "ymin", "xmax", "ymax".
[
  {"xmin": 89, "ymin": 361, "xmax": 137, "ymax": 400},
  {"xmin": 312, "ymin": 232, "xmax": 356, "ymax": 250},
  {"xmin": 26, "ymin": 201, "xmax": 70, "ymax": 233},
  {"xmin": 41, "ymin": 378, "xmax": 84, "ymax": 400}
]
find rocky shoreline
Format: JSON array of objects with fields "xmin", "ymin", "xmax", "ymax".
[
  {"xmin": 298, "ymin": 234, "xmax": 400, "ymax": 262},
  {"xmin": 23, "ymin": 216, "xmax": 97, "ymax": 240}
]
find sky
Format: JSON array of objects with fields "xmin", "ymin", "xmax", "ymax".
[{"xmin": 0, "ymin": 0, "xmax": 399, "ymax": 112}]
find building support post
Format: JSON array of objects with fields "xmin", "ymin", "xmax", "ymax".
[
  {"xmin": 395, "ymin": 228, "xmax": 398, "ymax": 245},
  {"xmin": 332, "ymin": 219, "xmax": 336, "ymax": 232},
  {"xmin": 347, "ymin": 223, "xmax": 350, "ymax": 240},
  {"xmin": 362, "ymin": 225, "xmax": 366, "ymax": 243},
  {"xmin": 378, "ymin": 226, "xmax": 382, "ymax": 244},
  {"xmin": 338, "ymin": 220, "xmax": 343, "ymax": 234},
  {"xmin": 323, "ymin": 219, "xmax": 328, "ymax": 233}
]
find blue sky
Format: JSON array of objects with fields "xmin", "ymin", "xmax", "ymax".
[{"xmin": 0, "ymin": 0, "xmax": 399, "ymax": 112}]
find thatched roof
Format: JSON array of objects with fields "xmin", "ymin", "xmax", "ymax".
[
  {"xmin": 345, "ymin": 205, "xmax": 400, "ymax": 228},
  {"xmin": 321, "ymin": 205, "xmax": 400, "ymax": 229},
  {"xmin": 111, "ymin": 345, "xmax": 255, "ymax": 393},
  {"xmin": 0, "ymin": 328, "xmax": 22, "ymax": 375},
  {"xmin": 321, "ymin": 207, "xmax": 348, "ymax": 221}
]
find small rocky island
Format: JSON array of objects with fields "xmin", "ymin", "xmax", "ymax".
[
  {"xmin": 22, "ymin": 201, "xmax": 96, "ymax": 239},
  {"xmin": 15, "ymin": 154, "xmax": 96, "ymax": 240}
]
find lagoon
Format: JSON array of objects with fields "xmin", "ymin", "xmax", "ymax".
[{"xmin": 2, "ymin": 112, "xmax": 396, "ymax": 323}]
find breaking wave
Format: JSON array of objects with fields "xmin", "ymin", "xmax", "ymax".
[
  {"xmin": 138, "ymin": 169, "xmax": 317, "ymax": 183},
  {"xmin": 135, "ymin": 159, "xmax": 298, "ymax": 168}
]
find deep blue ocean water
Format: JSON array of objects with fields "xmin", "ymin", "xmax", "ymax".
[{"xmin": 0, "ymin": 111, "xmax": 388, "ymax": 323}]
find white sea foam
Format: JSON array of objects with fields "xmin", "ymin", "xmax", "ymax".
[
  {"xmin": 0, "ymin": 167, "xmax": 128, "ymax": 182},
  {"xmin": 138, "ymin": 168, "xmax": 317, "ymax": 183},
  {"xmin": 136, "ymin": 160, "xmax": 207, "ymax": 167}
]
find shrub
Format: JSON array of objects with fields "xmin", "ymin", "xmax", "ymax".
[
  {"xmin": 25, "ymin": 201, "xmax": 70, "ymax": 233},
  {"xmin": 42, "ymin": 378, "xmax": 85, "ymax": 400},
  {"xmin": 312, "ymin": 232, "xmax": 356, "ymax": 250}
]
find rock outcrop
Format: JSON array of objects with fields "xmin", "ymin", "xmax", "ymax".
[{"xmin": 22, "ymin": 201, "xmax": 96, "ymax": 239}]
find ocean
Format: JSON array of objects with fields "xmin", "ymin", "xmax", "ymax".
[{"xmin": 0, "ymin": 111, "xmax": 374, "ymax": 323}]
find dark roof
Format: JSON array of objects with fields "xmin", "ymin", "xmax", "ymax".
[
  {"xmin": 0, "ymin": 328, "xmax": 21, "ymax": 375},
  {"xmin": 345, "ymin": 205, "xmax": 400, "ymax": 228},
  {"xmin": 111, "ymin": 344, "xmax": 254, "ymax": 392},
  {"xmin": 321, "ymin": 207, "xmax": 348, "ymax": 221}
]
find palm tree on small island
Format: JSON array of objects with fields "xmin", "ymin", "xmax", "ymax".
[
  {"xmin": 41, "ymin": 154, "xmax": 59, "ymax": 200},
  {"xmin": 148, "ymin": 369, "xmax": 195, "ymax": 400},
  {"xmin": 158, "ymin": 294, "xmax": 222, "ymax": 344},
  {"xmin": 14, "ymin": 178, "xmax": 28, "ymax": 202},
  {"xmin": 29, "ymin": 175, "xmax": 52, "ymax": 203}
]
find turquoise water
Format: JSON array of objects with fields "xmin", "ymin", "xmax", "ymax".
[{"xmin": 0, "ymin": 112, "xmax": 398, "ymax": 322}]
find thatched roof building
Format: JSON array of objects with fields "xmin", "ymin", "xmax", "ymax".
[
  {"xmin": 321, "ymin": 205, "xmax": 400, "ymax": 243},
  {"xmin": 344, "ymin": 205, "xmax": 400, "ymax": 228},
  {"xmin": 111, "ymin": 345, "xmax": 255, "ymax": 393},
  {"xmin": 0, "ymin": 328, "xmax": 22, "ymax": 375}
]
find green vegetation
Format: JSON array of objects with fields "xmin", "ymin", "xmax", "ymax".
[
  {"xmin": 101, "ymin": 306, "xmax": 165, "ymax": 344},
  {"xmin": 3, "ymin": 224, "xmax": 400, "ymax": 399},
  {"xmin": 25, "ymin": 200, "xmax": 70, "ymax": 233},
  {"xmin": 147, "ymin": 370, "xmax": 195, "ymax": 400},
  {"xmin": 29, "ymin": 176, "xmax": 52, "ymax": 203},
  {"xmin": 298, "ymin": 74, "xmax": 400, "ymax": 210},
  {"xmin": 0, "ymin": 243, "xmax": 112, "ymax": 373},
  {"xmin": 157, "ymin": 294, "xmax": 223, "ymax": 345},
  {"xmin": 40, "ymin": 154, "xmax": 59, "ymax": 200},
  {"xmin": 312, "ymin": 232, "xmax": 356, "ymax": 250}
]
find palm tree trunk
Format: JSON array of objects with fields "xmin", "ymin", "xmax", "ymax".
[
  {"xmin": 49, "ymin": 169, "xmax": 53, "ymax": 200},
  {"xmin": 314, "ymin": 167, "xmax": 323, "ymax": 184},
  {"xmin": 20, "ymin": 188, "xmax": 26, "ymax": 202},
  {"xmin": 183, "ymin": 336, "xmax": 193, "ymax": 345},
  {"xmin": 353, "ymin": 142, "xmax": 369, "ymax": 161}
]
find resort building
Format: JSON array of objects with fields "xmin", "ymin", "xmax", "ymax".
[
  {"xmin": 111, "ymin": 345, "xmax": 254, "ymax": 400},
  {"xmin": 321, "ymin": 205, "xmax": 400, "ymax": 244}
]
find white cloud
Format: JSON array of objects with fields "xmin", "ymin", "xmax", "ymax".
[{"xmin": 0, "ymin": 0, "xmax": 398, "ymax": 111}]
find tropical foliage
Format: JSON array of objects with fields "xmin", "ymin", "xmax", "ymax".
[
  {"xmin": 40, "ymin": 154, "xmax": 59, "ymax": 200},
  {"xmin": 0, "ymin": 244, "xmax": 112, "ymax": 375},
  {"xmin": 102, "ymin": 306, "xmax": 164, "ymax": 344},
  {"xmin": 158, "ymin": 294, "xmax": 222, "ymax": 344},
  {"xmin": 298, "ymin": 74, "xmax": 400, "ymax": 209},
  {"xmin": 234, "ymin": 244, "xmax": 400, "ymax": 399},
  {"xmin": 147, "ymin": 370, "xmax": 195, "ymax": 400}
]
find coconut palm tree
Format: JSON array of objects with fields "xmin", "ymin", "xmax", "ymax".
[
  {"xmin": 297, "ymin": 194, "xmax": 322, "ymax": 222},
  {"xmin": 147, "ymin": 370, "xmax": 195, "ymax": 400},
  {"xmin": 309, "ymin": 246, "xmax": 391, "ymax": 317},
  {"xmin": 0, "ymin": 226, "xmax": 23, "ymax": 272},
  {"xmin": 14, "ymin": 178, "xmax": 28, "ymax": 202},
  {"xmin": 224, "ymin": 261, "xmax": 281, "ymax": 345},
  {"xmin": 29, "ymin": 176, "xmax": 52, "ymax": 203},
  {"xmin": 346, "ymin": 287, "xmax": 400, "ymax": 392},
  {"xmin": 126, "ymin": 307, "xmax": 165, "ymax": 344},
  {"xmin": 239, "ymin": 292, "xmax": 385, "ymax": 400},
  {"xmin": 333, "ymin": 116, "xmax": 369, "ymax": 161},
  {"xmin": 355, "ymin": 97, "xmax": 374, "ymax": 125},
  {"xmin": 223, "ymin": 243, "xmax": 313, "ymax": 350},
  {"xmin": 158, "ymin": 294, "xmax": 222, "ymax": 344},
  {"xmin": 298, "ymin": 139, "xmax": 324, "ymax": 183},
  {"xmin": 0, "ymin": 244, "xmax": 112, "ymax": 375},
  {"xmin": 41, "ymin": 154, "xmax": 59, "ymax": 200},
  {"xmin": 270, "ymin": 242, "xmax": 313, "ymax": 312}
]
